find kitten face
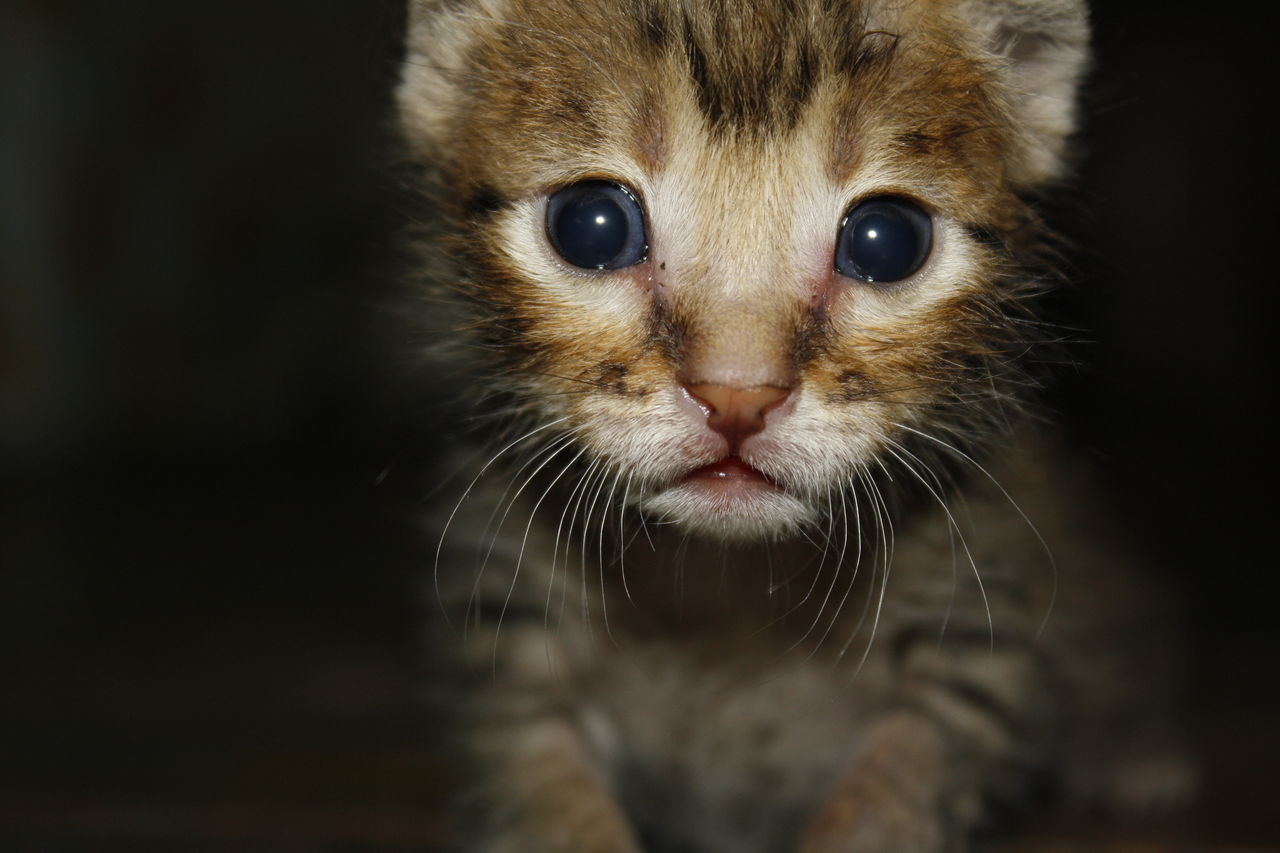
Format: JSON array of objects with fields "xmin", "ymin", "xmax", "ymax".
[{"xmin": 401, "ymin": 0, "xmax": 1086, "ymax": 541}]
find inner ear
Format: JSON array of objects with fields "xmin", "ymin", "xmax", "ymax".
[
  {"xmin": 961, "ymin": 0, "xmax": 1090, "ymax": 187},
  {"xmin": 398, "ymin": 0, "xmax": 511, "ymax": 162}
]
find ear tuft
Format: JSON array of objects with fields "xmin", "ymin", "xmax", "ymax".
[{"xmin": 959, "ymin": 0, "xmax": 1090, "ymax": 187}]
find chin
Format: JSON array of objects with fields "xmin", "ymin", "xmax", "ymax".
[{"xmin": 641, "ymin": 477, "xmax": 818, "ymax": 543}]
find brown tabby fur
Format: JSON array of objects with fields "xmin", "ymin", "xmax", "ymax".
[{"xmin": 397, "ymin": 1, "xmax": 1192, "ymax": 850}]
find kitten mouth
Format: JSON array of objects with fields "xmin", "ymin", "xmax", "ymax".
[
  {"xmin": 681, "ymin": 456, "xmax": 780, "ymax": 490},
  {"xmin": 647, "ymin": 454, "xmax": 808, "ymax": 539}
]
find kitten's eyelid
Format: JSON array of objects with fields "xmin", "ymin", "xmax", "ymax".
[
  {"xmin": 537, "ymin": 171, "xmax": 650, "ymax": 202},
  {"xmin": 538, "ymin": 229, "xmax": 651, "ymax": 279},
  {"xmin": 835, "ymin": 190, "xmax": 939, "ymax": 224},
  {"xmin": 545, "ymin": 254, "xmax": 644, "ymax": 280}
]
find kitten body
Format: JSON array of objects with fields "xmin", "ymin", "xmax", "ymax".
[{"xmin": 398, "ymin": 1, "xmax": 1190, "ymax": 849}]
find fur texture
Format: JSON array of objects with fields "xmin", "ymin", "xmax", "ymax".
[{"xmin": 397, "ymin": 1, "xmax": 1190, "ymax": 850}]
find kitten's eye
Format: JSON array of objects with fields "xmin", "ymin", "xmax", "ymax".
[
  {"xmin": 834, "ymin": 197, "xmax": 933, "ymax": 283},
  {"xmin": 546, "ymin": 180, "xmax": 648, "ymax": 270}
]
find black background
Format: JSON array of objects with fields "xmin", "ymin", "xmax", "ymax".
[{"xmin": 1, "ymin": 1, "xmax": 1276, "ymax": 848}]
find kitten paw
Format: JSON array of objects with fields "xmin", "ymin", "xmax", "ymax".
[
  {"xmin": 799, "ymin": 712, "xmax": 958, "ymax": 852},
  {"xmin": 798, "ymin": 787, "xmax": 946, "ymax": 853}
]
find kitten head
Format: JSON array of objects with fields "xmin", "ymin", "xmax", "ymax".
[{"xmin": 399, "ymin": 0, "xmax": 1088, "ymax": 542}]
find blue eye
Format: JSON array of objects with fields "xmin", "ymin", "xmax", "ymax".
[
  {"xmin": 546, "ymin": 180, "xmax": 648, "ymax": 270},
  {"xmin": 834, "ymin": 197, "xmax": 933, "ymax": 283}
]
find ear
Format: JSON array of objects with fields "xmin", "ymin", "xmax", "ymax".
[
  {"xmin": 397, "ymin": 0, "xmax": 508, "ymax": 163},
  {"xmin": 958, "ymin": 0, "xmax": 1090, "ymax": 187}
]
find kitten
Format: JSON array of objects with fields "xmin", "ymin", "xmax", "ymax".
[{"xmin": 396, "ymin": 1, "xmax": 1192, "ymax": 850}]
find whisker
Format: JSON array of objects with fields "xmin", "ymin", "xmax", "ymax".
[
  {"xmin": 838, "ymin": 467, "xmax": 881, "ymax": 662},
  {"xmin": 475, "ymin": 430, "xmax": 581, "ymax": 563},
  {"xmin": 618, "ymin": 471, "xmax": 637, "ymax": 606},
  {"xmin": 560, "ymin": 458, "xmax": 599, "ymax": 637},
  {"xmin": 470, "ymin": 434, "xmax": 578, "ymax": 646},
  {"xmin": 754, "ymin": 490, "xmax": 837, "ymax": 639},
  {"xmin": 890, "ymin": 421, "xmax": 1058, "ymax": 637},
  {"xmin": 524, "ymin": 443, "xmax": 592, "ymax": 639},
  {"xmin": 841, "ymin": 464, "xmax": 896, "ymax": 676},
  {"xmin": 434, "ymin": 415, "xmax": 572, "ymax": 635},
  {"xmin": 813, "ymin": 480, "xmax": 860, "ymax": 659},
  {"xmin": 466, "ymin": 431, "xmax": 580, "ymax": 628},
  {"xmin": 578, "ymin": 463, "xmax": 613, "ymax": 633},
  {"xmin": 493, "ymin": 441, "xmax": 587, "ymax": 672},
  {"xmin": 883, "ymin": 439, "xmax": 993, "ymax": 652},
  {"xmin": 596, "ymin": 467, "xmax": 625, "ymax": 645},
  {"xmin": 783, "ymin": 489, "xmax": 848, "ymax": 655}
]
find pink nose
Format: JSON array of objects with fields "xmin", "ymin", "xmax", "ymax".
[{"xmin": 684, "ymin": 383, "xmax": 791, "ymax": 447}]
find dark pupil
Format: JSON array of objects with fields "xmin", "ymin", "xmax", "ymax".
[
  {"xmin": 553, "ymin": 192, "xmax": 628, "ymax": 269},
  {"xmin": 846, "ymin": 207, "xmax": 923, "ymax": 282}
]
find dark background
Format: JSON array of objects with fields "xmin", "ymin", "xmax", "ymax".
[{"xmin": 1, "ymin": 1, "xmax": 1275, "ymax": 850}]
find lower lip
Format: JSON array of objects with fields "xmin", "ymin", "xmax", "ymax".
[{"xmin": 683, "ymin": 457, "xmax": 777, "ymax": 488}]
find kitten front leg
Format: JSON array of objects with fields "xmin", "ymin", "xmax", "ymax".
[
  {"xmin": 798, "ymin": 637, "xmax": 1045, "ymax": 853},
  {"xmin": 797, "ymin": 711, "xmax": 951, "ymax": 853},
  {"xmin": 469, "ymin": 715, "xmax": 641, "ymax": 853}
]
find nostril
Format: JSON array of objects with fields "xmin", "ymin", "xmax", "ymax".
[{"xmin": 684, "ymin": 383, "xmax": 792, "ymax": 443}]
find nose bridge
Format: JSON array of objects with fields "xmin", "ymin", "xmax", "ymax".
[
  {"xmin": 673, "ymin": 149, "xmax": 804, "ymax": 387},
  {"xmin": 701, "ymin": 151, "xmax": 796, "ymax": 298},
  {"xmin": 679, "ymin": 295, "xmax": 795, "ymax": 386}
]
